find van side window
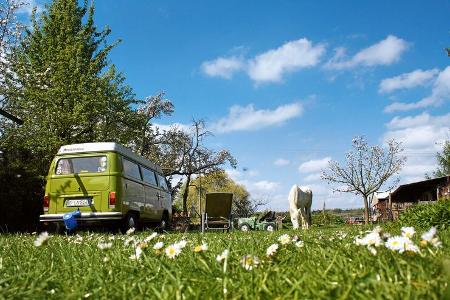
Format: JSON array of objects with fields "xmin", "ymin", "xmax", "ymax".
[
  {"xmin": 122, "ymin": 158, "xmax": 141, "ymax": 180},
  {"xmin": 141, "ymin": 167, "xmax": 158, "ymax": 186},
  {"xmin": 157, "ymin": 174, "xmax": 169, "ymax": 191}
]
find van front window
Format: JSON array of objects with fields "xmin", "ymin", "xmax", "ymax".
[{"xmin": 56, "ymin": 156, "xmax": 107, "ymax": 175}]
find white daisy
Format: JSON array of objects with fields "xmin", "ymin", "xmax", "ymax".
[
  {"xmin": 295, "ymin": 241, "xmax": 304, "ymax": 248},
  {"xmin": 401, "ymin": 227, "xmax": 415, "ymax": 238},
  {"xmin": 34, "ymin": 232, "xmax": 50, "ymax": 247},
  {"xmin": 153, "ymin": 241, "xmax": 164, "ymax": 250},
  {"xmin": 194, "ymin": 243, "xmax": 208, "ymax": 253},
  {"xmin": 241, "ymin": 255, "xmax": 260, "ymax": 271},
  {"xmin": 266, "ymin": 243, "xmax": 279, "ymax": 257},
  {"xmin": 278, "ymin": 234, "xmax": 291, "ymax": 245},
  {"xmin": 216, "ymin": 249, "xmax": 229, "ymax": 262},
  {"xmin": 126, "ymin": 227, "xmax": 135, "ymax": 235},
  {"xmin": 97, "ymin": 242, "xmax": 113, "ymax": 250},
  {"xmin": 165, "ymin": 244, "xmax": 181, "ymax": 259},
  {"xmin": 144, "ymin": 232, "xmax": 158, "ymax": 243}
]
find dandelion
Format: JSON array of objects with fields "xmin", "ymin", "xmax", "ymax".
[
  {"xmin": 266, "ymin": 244, "xmax": 279, "ymax": 257},
  {"xmin": 144, "ymin": 232, "xmax": 158, "ymax": 243},
  {"xmin": 97, "ymin": 242, "xmax": 113, "ymax": 250},
  {"xmin": 165, "ymin": 244, "xmax": 181, "ymax": 259},
  {"xmin": 295, "ymin": 241, "xmax": 304, "ymax": 248},
  {"xmin": 401, "ymin": 226, "xmax": 415, "ymax": 238},
  {"xmin": 34, "ymin": 232, "xmax": 50, "ymax": 247},
  {"xmin": 278, "ymin": 234, "xmax": 291, "ymax": 245},
  {"xmin": 241, "ymin": 255, "xmax": 260, "ymax": 271},
  {"xmin": 216, "ymin": 249, "xmax": 229, "ymax": 263},
  {"xmin": 126, "ymin": 227, "xmax": 135, "ymax": 235},
  {"xmin": 194, "ymin": 243, "xmax": 208, "ymax": 253}
]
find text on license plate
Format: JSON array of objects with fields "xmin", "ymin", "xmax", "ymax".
[{"xmin": 66, "ymin": 199, "xmax": 91, "ymax": 207}]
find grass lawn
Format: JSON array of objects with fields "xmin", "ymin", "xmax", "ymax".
[{"xmin": 0, "ymin": 225, "xmax": 448, "ymax": 299}]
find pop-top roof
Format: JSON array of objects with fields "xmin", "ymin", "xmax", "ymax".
[{"xmin": 57, "ymin": 142, "xmax": 161, "ymax": 173}]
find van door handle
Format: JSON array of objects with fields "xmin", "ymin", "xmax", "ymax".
[{"xmin": 125, "ymin": 183, "xmax": 128, "ymax": 189}]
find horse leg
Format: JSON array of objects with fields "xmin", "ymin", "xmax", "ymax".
[
  {"xmin": 290, "ymin": 208, "xmax": 299, "ymax": 229},
  {"xmin": 300, "ymin": 208, "xmax": 307, "ymax": 230}
]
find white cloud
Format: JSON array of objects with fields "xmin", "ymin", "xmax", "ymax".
[
  {"xmin": 379, "ymin": 68, "xmax": 439, "ymax": 93},
  {"xmin": 212, "ymin": 102, "xmax": 303, "ymax": 134},
  {"xmin": 382, "ymin": 112, "xmax": 449, "ymax": 183},
  {"xmin": 325, "ymin": 35, "xmax": 409, "ymax": 70},
  {"xmin": 274, "ymin": 158, "xmax": 290, "ymax": 166},
  {"xmin": 201, "ymin": 38, "xmax": 325, "ymax": 84},
  {"xmin": 247, "ymin": 38, "xmax": 326, "ymax": 83},
  {"xmin": 200, "ymin": 56, "xmax": 244, "ymax": 79},
  {"xmin": 252, "ymin": 180, "xmax": 280, "ymax": 192},
  {"xmin": 298, "ymin": 157, "xmax": 331, "ymax": 173},
  {"xmin": 385, "ymin": 66, "xmax": 450, "ymax": 113}
]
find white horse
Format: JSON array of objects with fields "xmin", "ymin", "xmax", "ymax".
[{"xmin": 288, "ymin": 185, "xmax": 313, "ymax": 229}]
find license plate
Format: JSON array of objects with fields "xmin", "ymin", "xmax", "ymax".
[{"xmin": 66, "ymin": 199, "xmax": 91, "ymax": 207}]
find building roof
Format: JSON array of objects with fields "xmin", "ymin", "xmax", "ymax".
[
  {"xmin": 57, "ymin": 142, "xmax": 162, "ymax": 173},
  {"xmin": 390, "ymin": 176, "xmax": 450, "ymax": 203}
]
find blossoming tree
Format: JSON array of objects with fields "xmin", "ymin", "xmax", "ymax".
[{"xmin": 321, "ymin": 136, "xmax": 406, "ymax": 224}]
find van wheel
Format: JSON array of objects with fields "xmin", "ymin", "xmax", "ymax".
[
  {"xmin": 239, "ymin": 223, "xmax": 251, "ymax": 232},
  {"xmin": 121, "ymin": 212, "xmax": 139, "ymax": 233},
  {"xmin": 158, "ymin": 211, "xmax": 170, "ymax": 232},
  {"xmin": 264, "ymin": 223, "xmax": 276, "ymax": 232}
]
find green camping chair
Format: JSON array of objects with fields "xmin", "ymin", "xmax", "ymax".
[{"xmin": 201, "ymin": 192, "xmax": 233, "ymax": 233}]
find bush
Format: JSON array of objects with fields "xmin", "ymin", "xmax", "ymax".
[
  {"xmin": 396, "ymin": 200, "xmax": 450, "ymax": 229},
  {"xmin": 312, "ymin": 212, "xmax": 345, "ymax": 226}
]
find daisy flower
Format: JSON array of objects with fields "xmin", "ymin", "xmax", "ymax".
[
  {"xmin": 240, "ymin": 255, "xmax": 260, "ymax": 271},
  {"xmin": 216, "ymin": 249, "xmax": 229, "ymax": 263},
  {"xmin": 194, "ymin": 243, "xmax": 208, "ymax": 253},
  {"xmin": 401, "ymin": 227, "xmax": 415, "ymax": 238},
  {"xmin": 126, "ymin": 227, "xmax": 135, "ymax": 235},
  {"xmin": 97, "ymin": 242, "xmax": 113, "ymax": 250},
  {"xmin": 129, "ymin": 246, "xmax": 143, "ymax": 260},
  {"xmin": 144, "ymin": 232, "xmax": 158, "ymax": 243},
  {"xmin": 295, "ymin": 241, "xmax": 304, "ymax": 248},
  {"xmin": 385, "ymin": 236, "xmax": 411, "ymax": 253},
  {"xmin": 165, "ymin": 244, "xmax": 181, "ymax": 259},
  {"xmin": 266, "ymin": 244, "xmax": 279, "ymax": 257},
  {"xmin": 278, "ymin": 234, "xmax": 291, "ymax": 245},
  {"xmin": 34, "ymin": 232, "xmax": 50, "ymax": 247},
  {"xmin": 174, "ymin": 240, "xmax": 188, "ymax": 249},
  {"xmin": 153, "ymin": 241, "xmax": 164, "ymax": 250}
]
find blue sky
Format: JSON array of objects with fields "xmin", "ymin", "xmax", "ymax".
[{"xmin": 25, "ymin": 1, "xmax": 450, "ymax": 210}]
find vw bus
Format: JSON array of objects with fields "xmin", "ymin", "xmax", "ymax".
[{"xmin": 39, "ymin": 142, "xmax": 172, "ymax": 231}]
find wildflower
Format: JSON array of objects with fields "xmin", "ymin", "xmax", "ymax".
[
  {"xmin": 153, "ymin": 241, "xmax": 164, "ymax": 254},
  {"xmin": 165, "ymin": 244, "xmax": 181, "ymax": 259},
  {"xmin": 97, "ymin": 242, "xmax": 113, "ymax": 250},
  {"xmin": 401, "ymin": 227, "xmax": 415, "ymax": 238},
  {"xmin": 84, "ymin": 293, "xmax": 92, "ymax": 298},
  {"xmin": 216, "ymin": 249, "xmax": 229, "ymax": 262},
  {"xmin": 144, "ymin": 232, "xmax": 158, "ymax": 243},
  {"xmin": 420, "ymin": 227, "xmax": 441, "ymax": 248},
  {"xmin": 385, "ymin": 236, "xmax": 414, "ymax": 253},
  {"xmin": 34, "ymin": 232, "xmax": 50, "ymax": 247},
  {"xmin": 241, "ymin": 255, "xmax": 260, "ymax": 271},
  {"xmin": 266, "ymin": 244, "xmax": 279, "ymax": 257},
  {"xmin": 126, "ymin": 227, "xmax": 135, "ymax": 235},
  {"xmin": 129, "ymin": 246, "xmax": 143, "ymax": 260},
  {"xmin": 292, "ymin": 235, "xmax": 299, "ymax": 242},
  {"xmin": 194, "ymin": 243, "xmax": 208, "ymax": 253},
  {"xmin": 405, "ymin": 242, "xmax": 420, "ymax": 254},
  {"xmin": 74, "ymin": 235, "xmax": 83, "ymax": 244},
  {"xmin": 124, "ymin": 237, "xmax": 136, "ymax": 246},
  {"xmin": 103, "ymin": 256, "xmax": 110, "ymax": 263},
  {"xmin": 368, "ymin": 246, "xmax": 377, "ymax": 256},
  {"xmin": 278, "ymin": 234, "xmax": 291, "ymax": 245},
  {"xmin": 295, "ymin": 241, "xmax": 304, "ymax": 248},
  {"xmin": 174, "ymin": 240, "xmax": 188, "ymax": 249},
  {"xmin": 355, "ymin": 232, "xmax": 383, "ymax": 247}
]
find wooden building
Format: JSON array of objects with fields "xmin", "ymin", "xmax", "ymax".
[{"xmin": 372, "ymin": 176, "xmax": 450, "ymax": 221}]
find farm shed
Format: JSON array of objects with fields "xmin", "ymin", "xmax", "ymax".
[{"xmin": 372, "ymin": 176, "xmax": 450, "ymax": 220}]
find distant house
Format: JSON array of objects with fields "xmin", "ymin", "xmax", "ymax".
[{"xmin": 372, "ymin": 176, "xmax": 450, "ymax": 221}]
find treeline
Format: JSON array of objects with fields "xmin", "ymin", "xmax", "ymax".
[{"xmin": 0, "ymin": 0, "xmax": 234, "ymax": 231}]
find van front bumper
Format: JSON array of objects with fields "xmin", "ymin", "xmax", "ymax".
[{"xmin": 40, "ymin": 212, "xmax": 123, "ymax": 222}]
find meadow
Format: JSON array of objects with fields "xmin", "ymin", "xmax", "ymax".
[{"xmin": 0, "ymin": 225, "xmax": 448, "ymax": 299}]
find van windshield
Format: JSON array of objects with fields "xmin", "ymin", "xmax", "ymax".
[{"xmin": 56, "ymin": 156, "xmax": 107, "ymax": 175}]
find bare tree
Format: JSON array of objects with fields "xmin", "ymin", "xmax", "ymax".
[
  {"xmin": 168, "ymin": 119, "xmax": 237, "ymax": 213},
  {"xmin": 321, "ymin": 136, "xmax": 406, "ymax": 224}
]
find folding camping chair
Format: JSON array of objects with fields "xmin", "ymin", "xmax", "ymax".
[{"xmin": 201, "ymin": 192, "xmax": 233, "ymax": 233}]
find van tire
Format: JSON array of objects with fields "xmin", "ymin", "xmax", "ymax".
[
  {"xmin": 122, "ymin": 212, "xmax": 139, "ymax": 233},
  {"xmin": 158, "ymin": 211, "xmax": 170, "ymax": 232}
]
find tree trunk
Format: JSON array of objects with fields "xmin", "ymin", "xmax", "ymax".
[
  {"xmin": 363, "ymin": 195, "xmax": 370, "ymax": 224},
  {"xmin": 182, "ymin": 175, "xmax": 191, "ymax": 214}
]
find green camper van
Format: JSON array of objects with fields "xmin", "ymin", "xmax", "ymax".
[{"xmin": 39, "ymin": 142, "xmax": 172, "ymax": 231}]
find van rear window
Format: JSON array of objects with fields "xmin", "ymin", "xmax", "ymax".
[{"xmin": 56, "ymin": 156, "xmax": 107, "ymax": 175}]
